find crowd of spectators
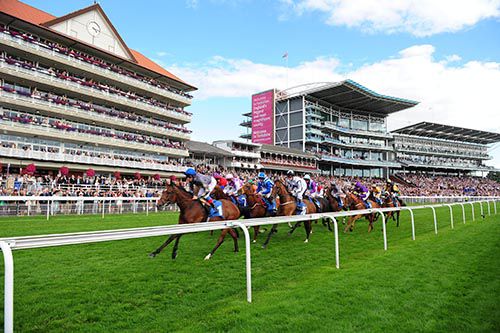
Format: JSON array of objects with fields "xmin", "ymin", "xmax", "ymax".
[
  {"xmin": 0, "ymin": 108, "xmax": 185, "ymax": 150},
  {"xmin": 397, "ymin": 154, "xmax": 484, "ymax": 168},
  {"xmin": 260, "ymin": 154, "xmax": 317, "ymax": 169},
  {"xmin": 0, "ymin": 25, "xmax": 193, "ymax": 100},
  {"xmin": 395, "ymin": 142, "xmax": 488, "ymax": 158},
  {"xmin": 0, "ymin": 51, "xmax": 191, "ymax": 117}
]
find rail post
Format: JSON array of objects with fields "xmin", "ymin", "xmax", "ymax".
[
  {"xmin": 402, "ymin": 207, "xmax": 415, "ymax": 240},
  {"xmin": 486, "ymin": 200, "xmax": 491, "ymax": 216},
  {"xmin": 374, "ymin": 209, "xmax": 387, "ymax": 250},
  {"xmin": 227, "ymin": 221, "xmax": 252, "ymax": 303},
  {"xmin": 0, "ymin": 241, "xmax": 14, "ymax": 333},
  {"xmin": 468, "ymin": 202, "xmax": 475, "ymax": 221},
  {"xmin": 324, "ymin": 215, "xmax": 340, "ymax": 269},
  {"xmin": 426, "ymin": 206, "xmax": 438, "ymax": 234},
  {"xmin": 101, "ymin": 199, "xmax": 105, "ymax": 219},
  {"xmin": 46, "ymin": 200, "xmax": 50, "ymax": 221},
  {"xmin": 494, "ymin": 199, "xmax": 497, "ymax": 214},
  {"xmin": 458, "ymin": 203, "xmax": 466, "ymax": 224},
  {"xmin": 479, "ymin": 201, "xmax": 484, "ymax": 217},
  {"xmin": 445, "ymin": 204, "xmax": 454, "ymax": 229}
]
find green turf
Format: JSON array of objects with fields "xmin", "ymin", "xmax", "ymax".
[{"xmin": 1, "ymin": 204, "xmax": 499, "ymax": 332}]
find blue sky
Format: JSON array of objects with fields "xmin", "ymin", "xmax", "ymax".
[{"xmin": 25, "ymin": 0, "xmax": 500, "ymax": 167}]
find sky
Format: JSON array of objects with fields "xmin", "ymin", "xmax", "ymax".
[{"xmin": 25, "ymin": 0, "xmax": 500, "ymax": 168}]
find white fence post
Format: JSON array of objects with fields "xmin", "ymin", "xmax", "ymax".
[
  {"xmin": 427, "ymin": 206, "xmax": 438, "ymax": 234},
  {"xmin": 46, "ymin": 201, "xmax": 50, "ymax": 221},
  {"xmin": 402, "ymin": 207, "xmax": 415, "ymax": 240},
  {"xmin": 325, "ymin": 215, "xmax": 340, "ymax": 269},
  {"xmin": 0, "ymin": 241, "xmax": 14, "ymax": 333},
  {"xmin": 228, "ymin": 221, "xmax": 252, "ymax": 303},
  {"xmin": 458, "ymin": 203, "xmax": 466, "ymax": 224},
  {"xmin": 469, "ymin": 202, "xmax": 475, "ymax": 221},
  {"xmin": 374, "ymin": 209, "xmax": 387, "ymax": 250},
  {"xmin": 479, "ymin": 201, "xmax": 484, "ymax": 217},
  {"xmin": 445, "ymin": 204, "xmax": 454, "ymax": 229},
  {"xmin": 487, "ymin": 200, "xmax": 491, "ymax": 216}
]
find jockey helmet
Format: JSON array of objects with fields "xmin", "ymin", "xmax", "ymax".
[
  {"xmin": 184, "ymin": 168, "xmax": 196, "ymax": 177},
  {"xmin": 303, "ymin": 174, "xmax": 311, "ymax": 180},
  {"xmin": 258, "ymin": 172, "xmax": 266, "ymax": 179},
  {"xmin": 286, "ymin": 170, "xmax": 295, "ymax": 176},
  {"xmin": 387, "ymin": 179, "xmax": 392, "ymax": 184},
  {"xmin": 225, "ymin": 173, "xmax": 234, "ymax": 180},
  {"xmin": 355, "ymin": 181, "xmax": 362, "ymax": 187},
  {"xmin": 213, "ymin": 172, "xmax": 221, "ymax": 179}
]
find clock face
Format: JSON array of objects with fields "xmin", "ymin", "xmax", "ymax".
[{"xmin": 87, "ymin": 21, "xmax": 101, "ymax": 37}]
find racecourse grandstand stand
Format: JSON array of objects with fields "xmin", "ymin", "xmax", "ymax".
[
  {"xmin": 391, "ymin": 122, "xmax": 500, "ymax": 175},
  {"xmin": 241, "ymin": 80, "xmax": 418, "ymax": 178},
  {"xmin": 0, "ymin": 0, "xmax": 195, "ymax": 177}
]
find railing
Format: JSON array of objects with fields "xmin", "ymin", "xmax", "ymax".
[
  {"xmin": 0, "ymin": 117, "xmax": 188, "ymax": 157},
  {"xmin": 400, "ymin": 195, "xmax": 500, "ymax": 205},
  {"xmin": 0, "ymin": 31, "xmax": 192, "ymax": 105},
  {"xmin": 0, "ymin": 198, "xmax": 498, "ymax": 332},
  {"xmin": 323, "ymin": 121, "xmax": 391, "ymax": 138},
  {"xmin": 319, "ymin": 154, "xmax": 400, "ymax": 167},
  {"xmin": 395, "ymin": 147, "xmax": 490, "ymax": 160},
  {"xmin": 0, "ymin": 61, "xmax": 191, "ymax": 123},
  {"xmin": 0, "ymin": 147, "xmax": 186, "ymax": 172},
  {"xmin": 0, "ymin": 90, "xmax": 190, "ymax": 140}
]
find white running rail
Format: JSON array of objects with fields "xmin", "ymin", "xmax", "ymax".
[{"xmin": 0, "ymin": 199, "xmax": 498, "ymax": 333}]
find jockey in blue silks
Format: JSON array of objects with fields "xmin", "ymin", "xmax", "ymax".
[{"xmin": 256, "ymin": 172, "xmax": 276, "ymax": 213}]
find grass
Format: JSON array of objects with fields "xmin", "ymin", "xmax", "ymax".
[{"xmin": 0, "ymin": 204, "xmax": 499, "ymax": 332}]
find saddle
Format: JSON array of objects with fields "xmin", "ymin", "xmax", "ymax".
[{"xmin": 199, "ymin": 197, "xmax": 223, "ymax": 219}]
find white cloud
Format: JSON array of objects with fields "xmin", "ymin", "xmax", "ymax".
[
  {"xmin": 186, "ymin": 0, "xmax": 199, "ymax": 9},
  {"xmin": 280, "ymin": 0, "xmax": 500, "ymax": 36},
  {"xmin": 172, "ymin": 44, "xmax": 500, "ymax": 166}
]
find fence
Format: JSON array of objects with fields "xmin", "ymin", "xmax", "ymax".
[
  {"xmin": 400, "ymin": 195, "xmax": 500, "ymax": 205},
  {"xmin": 0, "ymin": 196, "xmax": 182, "ymax": 218},
  {"xmin": 0, "ymin": 198, "xmax": 498, "ymax": 332}
]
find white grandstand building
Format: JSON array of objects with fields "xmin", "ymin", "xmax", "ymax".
[
  {"xmin": 391, "ymin": 122, "xmax": 500, "ymax": 176},
  {"xmin": 0, "ymin": 0, "xmax": 196, "ymax": 177}
]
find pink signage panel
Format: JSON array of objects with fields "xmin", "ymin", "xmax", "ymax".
[{"xmin": 251, "ymin": 90, "xmax": 275, "ymax": 144}]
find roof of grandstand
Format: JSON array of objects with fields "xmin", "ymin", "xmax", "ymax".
[
  {"xmin": 260, "ymin": 144, "xmax": 317, "ymax": 159},
  {"xmin": 186, "ymin": 141, "xmax": 232, "ymax": 157},
  {"xmin": 279, "ymin": 79, "xmax": 419, "ymax": 115},
  {"xmin": 392, "ymin": 122, "xmax": 500, "ymax": 145}
]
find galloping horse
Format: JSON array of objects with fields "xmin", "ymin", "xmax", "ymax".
[
  {"xmin": 262, "ymin": 179, "xmax": 316, "ymax": 248},
  {"xmin": 343, "ymin": 192, "xmax": 381, "ymax": 233},
  {"xmin": 381, "ymin": 194, "xmax": 405, "ymax": 227},
  {"xmin": 237, "ymin": 182, "xmax": 272, "ymax": 242},
  {"xmin": 149, "ymin": 183, "xmax": 241, "ymax": 260}
]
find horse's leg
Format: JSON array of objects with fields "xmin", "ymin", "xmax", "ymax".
[
  {"xmin": 288, "ymin": 222, "xmax": 302, "ymax": 235},
  {"xmin": 396, "ymin": 211, "xmax": 400, "ymax": 227},
  {"xmin": 253, "ymin": 226, "xmax": 260, "ymax": 243},
  {"xmin": 205, "ymin": 229, "xmax": 229, "ymax": 260},
  {"xmin": 171, "ymin": 234, "xmax": 183, "ymax": 260},
  {"xmin": 149, "ymin": 234, "xmax": 177, "ymax": 258},
  {"xmin": 344, "ymin": 216, "xmax": 354, "ymax": 233},
  {"xmin": 228, "ymin": 228, "xmax": 239, "ymax": 252},
  {"xmin": 262, "ymin": 224, "xmax": 278, "ymax": 249},
  {"xmin": 304, "ymin": 221, "xmax": 312, "ymax": 243}
]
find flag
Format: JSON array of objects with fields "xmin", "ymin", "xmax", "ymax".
[{"xmin": 282, "ymin": 52, "xmax": 288, "ymax": 59}]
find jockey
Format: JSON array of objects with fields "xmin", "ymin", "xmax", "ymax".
[
  {"xmin": 304, "ymin": 174, "xmax": 321, "ymax": 211},
  {"xmin": 213, "ymin": 173, "xmax": 228, "ymax": 189},
  {"xmin": 256, "ymin": 172, "xmax": 276, "ymax": 213},
  {"xmin": 385, "ymin": 179, "xmax": 401, "ymax": 206},
  {"xmin": 330, "ymin": 181, "xmax": 344, "ymax": 208},
  {"xmin": 285, "ymin": 170, "xmax": 307, "ymax": 214},
  {"xmin": 223, "ymin": 173, "xmax": 242, "ymax": 196},
  {"xmin": 184, "ymin": 168, "xmax": 217, "ymax": 207},
  {"xmin": 353, "ymin": 181, "xmax": 371, "ymax": 209},
  {"xmin": 371, "ymin": 185, "xmax": 383, "ymax": 205}
]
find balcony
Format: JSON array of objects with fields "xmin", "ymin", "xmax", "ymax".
[
  {"xmin": 0, "ymin": 147, "xmax": 186, "ymax": 172},
  {"xmin": 397, "ymin": 160, "xmax": 491, "ymax": 171},
  {"xmin": 230, "ymin": 150, "xmax": 261, "ymax": 159},
  {"xmin": 305, "ymin": 136, "xmax": 323, "ymax": 144},
  {"xmin": 395, "ymin": 146, "xmax": 491, "ymax": 160},
  {"xmin": 240, "ymin": 133, "xmax": 252, "ymax": 140},
  {"xmin": 320, "ymin": 154, "xmax": 401, "ymax": 168},
  {"xmin": 0, "ymin": 61, "xmax": 191, "ymax": 124},
  {"xmin": 240, "ymin": 120, "xmax": 252, "ymax": 127},
  {"xmin": 0, "ymin": 118, "xmax": 189, "ymax": 157},
  {"xmin": 0, "ymin": 31, "xmax": 192, "ymax": 106},
  {"xmin": 305, "ymin": 127, "xmax": 323, "ymax": 136},
  {"xmin": 322, "ymin": 121, "xmax": 391, "ymax": 139},
  {"xmin": 228, "ymin": 161, "xmax": 262, "ymax": 169},
  {"xmin": 0, "ymin": 90, "xmax": 190, "ymax": 141}
]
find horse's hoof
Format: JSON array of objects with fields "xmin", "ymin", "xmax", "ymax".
[
  {"xmin": 204, "ymin": 254, "xmax": 212, "ymax": 260},
  {"xmin": 252, "ymin": 240, "xmax": 257, "ymax": 243},
  {"xmin": 172, "ymin": 253, "xmax": 178, "ymax": 260},
  {"xmin": 304, "ymin": 239, "xmax": 309, "ymax": 243},
  {"xmin": 310, "ymin": 230, "xmax": 313, "ymax": 234},
  {"xmin": 148, "ymin": 253, "xmax": 156, "ymax": 258},
  {"xmin": 262, "ymin": 245, "xmax": 267, "ymax": 249}
]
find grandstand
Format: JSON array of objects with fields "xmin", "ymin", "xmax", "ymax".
[
  {"xmin": 0, "ymin": 0, "xmax": 196, "ymax": 178},
  {"xmin": 391, "ymin": 122, "xmax": 500, "ymax": 176},
  {"xmin": 241, "ymin": 80, "xmax": 419, "ymax": 178}
]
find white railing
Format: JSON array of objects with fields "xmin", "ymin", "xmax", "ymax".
[
  {"xmin": 0, "ymin": 90, "xmax": 190, "ymax": 140},
  {"xmin": 400, "ymin": 195, "xmax": 500, "ymax": 204},
  {"xmin": 0, "ymin": 61, "xmax": 191, "ymax": 123},
  {"xmin": 0, "ymin": 196, "xmax": 173, "ymax": 218},
  {"xmin": 0, "ymin": 198, "xmax": 498, "ymax": 332},
  {"xmin": 0, "ymin": 147, "xmax": 186, "ymax": 173},
  {"xmin": 0, "ymin": 31, "xmax": 192, "ymax": 106}
]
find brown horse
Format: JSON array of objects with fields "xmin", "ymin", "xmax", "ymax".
[
  {"xmin": 262, "ymin": 179, "xmax": 316, "ymax": 248},
  {"xmin": 323, "ymin": 186, "xmax": 348, "ymax": 229},
  {"xmin": 343, "ymin": 192, "xmax": 381, "ymax": 233},
  {"xmin": 149, "ymin": 183, "xmax": 241, "ymax": 260},
  {"xmin": 381, "ymin": 193, "xmax": 404, "ymax": 227},
  {"xmin": 237, "ymin": 182, "xmax": 273, "ymax": 242}
]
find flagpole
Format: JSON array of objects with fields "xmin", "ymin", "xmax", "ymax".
[{"xmin": 286, "ymin": 54, "xmax": 289, "ymax": 89}]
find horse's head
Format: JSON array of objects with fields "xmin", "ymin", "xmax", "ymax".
[
  {"xmin": 271, "ymin": 178, "xmax": 287, "ymax": 200},
  {"xmin": 157, "ymin": 184, "xmax": 178, "ymax": 207},
  {"xmin": 211, "ymin": 185, "xmax": 225, "ymax": 200},
  {"xmin": 239, "ymin": 182, "xmax": 255, "ymax": 196}
]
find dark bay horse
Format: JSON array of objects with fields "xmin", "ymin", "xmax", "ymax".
[
  {"xmin": 381, "ymin": 194, "xmax": 405, "ymax": 227},
  {"xmin": 262, "ymin": 179, "xmax": 316, "ymax": 248},
  {"xmin": 149, "ymin": 183, "xmax": 241, "ymax": 260},
  {"xmin": 343, "ymin": 192, "xmax": 381, "ymax": 233},
  {"xmin": 238, "ymin": 182, "xmax": 274, "ymax": 243}
]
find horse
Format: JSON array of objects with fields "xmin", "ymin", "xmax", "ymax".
[
  {"xmin": 323, "ymin": 186, "xmax": 348, "ymax": 229},
  {"xmin": 237, "ymin": 182, "xmax": 273, "ymax": 242},
  {"xmin": 381, "ymin": 193, "xmax": 405, "ymax": 227},
  {"xmin": 262, "ymin": 179, "xmax": 316, "ymax": 248},
  {"xmin": 148, "ymin": 183, "xmax": 241, "ymax": 260},
  {"xmin": 343, "ymin": 192, "xmax": 381, "ymax": 233}
]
